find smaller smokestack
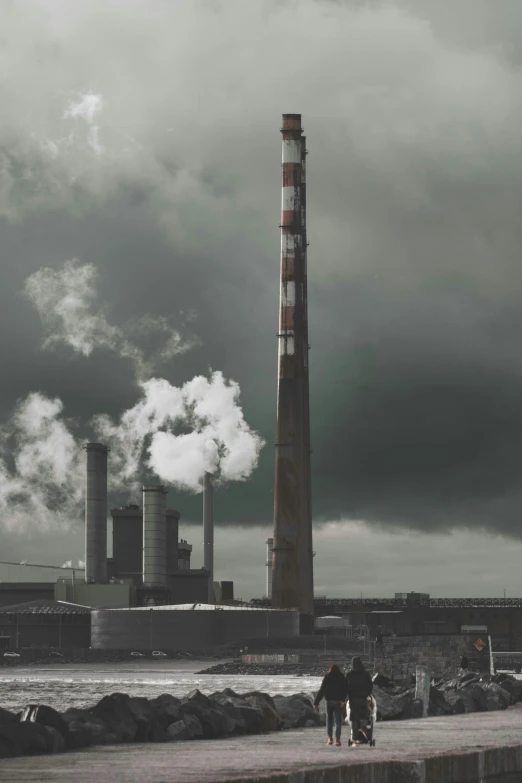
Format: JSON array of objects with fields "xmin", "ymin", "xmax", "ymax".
[
  {"xmin": 265, "ymin": 538, "xmax": 273, "ymax": 601},
  {"xmin": 203, "ymin": 472, "xmax": 214, "ymax": 604},
  {"xmin": 142, "ymin": 485, "xmax": 167, "ymax": 588},
  {"xmin": 84, "ymin": 443, "xmax": 108, "ymax": 584}
]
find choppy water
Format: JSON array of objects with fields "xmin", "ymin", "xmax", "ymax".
[{"xmin": 0, "ymin": 660, "xmax": 322, "ymax": 713}]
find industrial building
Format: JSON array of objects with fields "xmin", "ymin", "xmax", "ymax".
[
  {"xmin": 313, "ymin": 593, "xmax": 522, "ymax": 652},
  {"xmin": 0, "ymin": 599, "xmax": 91, "ymax": 649},
  {"xmin": 0, "ymin": 441, "xmax": 297, "ymax": 650},
  {"xmin": 71, "ymin": 443, "xmax": 211, "ymax": 608},
  {"xmin": 0, "ymin": 583, "xmax": 54, "ymax": 608},
  {"xmin": 0, "ymin": 448, "xmax": 209, "ymax": 614}
]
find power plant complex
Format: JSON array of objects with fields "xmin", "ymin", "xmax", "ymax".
[
  {"xmin": 1, "ymin": 115, "xmax": 519, "ymax": 663},
  {"xmin": 0, "ymin": 114, "xmax": 313, "ymax": 652}
]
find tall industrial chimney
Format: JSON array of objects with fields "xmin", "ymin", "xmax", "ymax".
[
  {"xmin": 203, "ymin": 472, "xmax": 214, "ymax": 604},
  {"xmin": 84, "ymin": 443, "xmax": 108, "ymax": 584},
  {"xmin": 265, "ymin": 537, "xmax": 273, "ymax": 601},
  {"xmin": 142, "ymin": 485, "xmax": 167, "ymax": 587},
  {"xmin": 272, "ymin": 114, "xmax": 314, "ymax": 631}
]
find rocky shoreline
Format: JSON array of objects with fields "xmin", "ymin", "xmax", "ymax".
[
  {"xmin": 0, "ymin": 652, "xmax": 223, "ymax": 668},
  {"xmin": 0, "ymin": 670, "xmax": 520, "ymax": 758},
  {"xmin": 198, "ymin": 661, "xmax": 332, "ymax": 676}
]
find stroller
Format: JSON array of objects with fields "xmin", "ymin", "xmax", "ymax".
[{"xmin": 347, "ymin": 695, "xmax": 377, "ymax": 747}]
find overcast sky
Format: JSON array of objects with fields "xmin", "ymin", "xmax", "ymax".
[{"xmin": 2, "ymin": 0, "xmax": 522, "ymax": 599}]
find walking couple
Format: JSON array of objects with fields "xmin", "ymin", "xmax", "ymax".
[{"xmin": 313, "ymin": 657, "xmax": 373, "ymax": 746}]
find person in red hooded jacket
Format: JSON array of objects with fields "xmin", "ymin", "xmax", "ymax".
[{"xmin": 314, "ymin": 664, "xmax": 349, "ymax": 746}]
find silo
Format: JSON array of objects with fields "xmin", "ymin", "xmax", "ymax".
[
  {"xmin": 84, "ymin": 443, "xmax": 108, "ymax": 584},
  {"xmin": 142, "ymin": 485, "xmax": 167, "ymax": 587}
]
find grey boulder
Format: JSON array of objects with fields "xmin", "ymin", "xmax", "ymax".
[
  {"xmin": 90, "ymin": 694, "xmax": 137, "ymax": 743},
  {"xmin": 243, "ymin": 692, "xmax": 283, "ymax": 732},
  {"xmin": 167, "ymin": 714, "xmax": 203, "ymax": 741},
  {"xmin": 149, "ymin": 694, "xmax": 182, "ymax": 728},
  {"xmin": 210, "ymin": 689, "xmax": 263, "ymax": 735},
  {"xmin": 181, "ymin": 690, "xmax": 235, "ymax": 739},
  {"xmin": 272, "ymin": 694, "xmax": 320, "ymax": 729},
  {"xmin": 373, "ymin": 686, "xmax": 414, "ymax": 720}
]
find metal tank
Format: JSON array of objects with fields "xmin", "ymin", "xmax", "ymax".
[
  {"xmin": 84, "ymin": 443, "xmax": 108, "ymax": 584},
  {"xmin": 90, "ymin": 606, "xmax": 299, "ymax": 650},
  {"xmin": 142, "ymin": 485, "xmax": 167, "ymax": 587}
]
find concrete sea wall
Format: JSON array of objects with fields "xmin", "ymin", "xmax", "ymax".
[
  {"xmin": 228, "ymin": 746, "xmax": 522, "ymax": 783},
  {"xmin": 375, "ymin": 635, "xmax": 481, "ymax": 683}
]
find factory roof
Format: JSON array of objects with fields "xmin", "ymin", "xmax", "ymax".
[
  {"xmin": 0, "ymin": 599, "xmax": 92, "ymax": 615},
  {"xmin": 97, "ymin": 603, "xmax": 297, "ymax": 612}
]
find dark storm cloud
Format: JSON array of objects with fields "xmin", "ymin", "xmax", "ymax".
[{"xmin": 1, "ymin": 0, "xmax": 522, "ymax": 563}]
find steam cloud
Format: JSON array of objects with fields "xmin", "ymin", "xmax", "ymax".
[
  {"xmin": 94, "ymin": 372, "xmax": 265, "ymax": 493},
  {"xmin": 0, "ymin": 260, "xmax": 264, "ymax": 531},
  {"xmin": 24, "ymin": 259, "xmax": 197, "ymax": 380},
  {"xmin": 0, "ymin": 394, "xmax": 84, "ymax": 533}
]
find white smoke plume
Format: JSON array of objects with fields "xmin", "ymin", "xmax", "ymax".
[
  {"xmin": 61, "ymin": 559, "xmax": 85, "ymax": 569},
  {"xmin": 0, "ymin": 369, "xmax": 264, "ymax": 533},
  {"xmin": 0, "ymin": 261, "xmax": 265, "ymax": 531},
  {"xmin": 24, "ymin": 259, "xmax": 197, "ymax": 380},
  {"xmin": 0, "ymin": 393, "xmax": 84, "ymax": 533},
  {"xmin": 94, "ymin": 371, "xmax": 265, "ymax": 494}
]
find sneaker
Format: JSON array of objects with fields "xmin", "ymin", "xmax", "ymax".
[
  {"xmin": 335, "ymin": 739, "xmax": 341, "ymax": 746},
  {"xmin": 327, "ymin": 737, "xmax": 333, "ymax": 745}
]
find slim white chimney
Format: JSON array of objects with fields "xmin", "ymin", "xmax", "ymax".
[
  {"xmin": 265, "ymin": 537, "xmax": 273, "ymax": 600},
  {"xmin": 203, "ymin": 472, "xmax": 214, "ymax": 604},
  {"xmin": 142, "ymin": 485, "xmax": 167, "ymax": 587}
]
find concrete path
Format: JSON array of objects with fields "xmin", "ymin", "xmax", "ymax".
[{"xmin": 2, "ymin": 704, "xmax": 522, "ymax": 783}]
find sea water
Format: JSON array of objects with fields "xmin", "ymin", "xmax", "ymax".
[{"xmin": 0, "ymin": 660, "xmax": 323, "ymax": 713}]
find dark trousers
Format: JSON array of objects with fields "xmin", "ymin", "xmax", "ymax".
[
  {"xmin": 349, "ymin": 697, "xmax": 369, "ymax": 742},
  {"xmin": 326, "ymin": 700, "xmax": 343, "ymax": 740}
]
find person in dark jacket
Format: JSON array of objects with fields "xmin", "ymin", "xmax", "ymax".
[
  {"xmin": 313, "ymin": 664, "xmax": 349, "ymax": 745},
  {"xmin": 346, "ymin": 656, "xmax": 373, "ymax": 743}
]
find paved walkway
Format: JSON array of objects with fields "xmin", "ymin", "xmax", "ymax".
[{"xmin": 2, "ymin": 704, "xmax": 522, "ymax": 783}]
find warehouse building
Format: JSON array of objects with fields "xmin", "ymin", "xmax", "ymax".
[{"xmin": 0, "ymin": 599, "xmax": 91, "ymax": 649}]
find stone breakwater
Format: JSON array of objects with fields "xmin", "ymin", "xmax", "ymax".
[
  {"xmin": 0, "ymin": 671, "xmax": 520, "ymax": 760},
  {"xmin": 199, "ymin": 662, "xmax": 334, "ymax": 677},
  {"xmin": 370, "ymin": 670, "xmax": 522, "ymax": 720}
]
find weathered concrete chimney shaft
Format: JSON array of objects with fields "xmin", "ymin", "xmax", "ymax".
[
  {"xmin": 84, "ymin": 443, "xmax": 108, "ymax": 584},
  {"xmin": 142, "ymin": 485, "xmax": 168, "ymax": 588}
]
